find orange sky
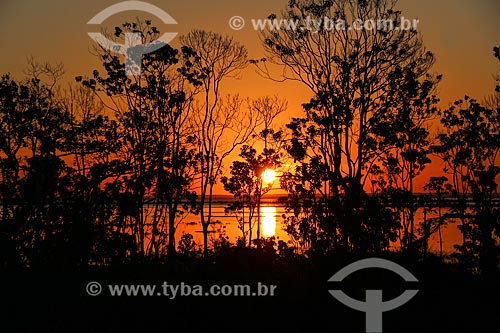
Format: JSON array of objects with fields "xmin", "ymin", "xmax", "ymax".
[{"xmin": 1, "ymin": 0, "xmax": 499, "ymax": 194}]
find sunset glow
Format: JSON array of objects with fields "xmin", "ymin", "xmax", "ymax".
[{"xmin": 1, "ymin": 1, "xmax": 498, "ymax": 330}]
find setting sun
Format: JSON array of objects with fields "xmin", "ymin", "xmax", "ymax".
[{"xmin": 262, "ymin": 169, "xmax": 276, "ymax": 183}]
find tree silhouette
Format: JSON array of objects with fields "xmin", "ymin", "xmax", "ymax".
[
  {"xmin": 435, "ymin": 94, "xmax": 500, "ymax": 274},
  {"xmin": 370, "ymin": 69, "xmax": 440, "ymax": 253},
  {"xmin": 434, "ymin": 46, "xmax": 500, "ymax": 272},
  {"xmin": 221, "ymin": 96, "xmax": 285, "ymax": 246},
  {"xmin": 180, "ymin": 30, "xmax": 259, "ymax": 256},
  {"xmin": 221, "ymin": 145, "xmax": 281, "ymax": 246},
  {"xmin": 80, "ymin": 20, "xmax": 199, "ymax": 257},
  {"xmin": 255, "ymin": 0, "xmax": 435, "ymax": 252},
  {"xmin": 0, "ymin": 60, "xmax": 77, "ymax": 267},
  {"xmin": 59, "ymin": 83, "xmax": 125, "ymax": 265}
]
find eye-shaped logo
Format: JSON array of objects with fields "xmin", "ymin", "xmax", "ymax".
[
  {"xmin": 87, "ymin": 1, "xmax": 177, "ymax": 75},
  {"xmin": 328, "ymin": 258, "xmax": 419, "ymax": 333}
]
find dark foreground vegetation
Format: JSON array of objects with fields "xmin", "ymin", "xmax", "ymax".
[
  {"xmin": 3, "ymin": 248, "xmax": 500, "ymax": 332},
  {"xmin": 1, "ymin": 0, "xmax": 499, "ymax": 331}
]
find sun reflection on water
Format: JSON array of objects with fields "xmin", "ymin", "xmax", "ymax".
[{"xmin": 261, "ymin": 206, "xmax": 276, "ymax": 238}]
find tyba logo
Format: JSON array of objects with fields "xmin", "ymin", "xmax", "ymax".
[
  {"xmin": 328, "ymin": 258, "xmax": 419, "ymax": 333},
  {"xmin": 87, "ymin": 1, "xmax": 177, "ymax": 75}
]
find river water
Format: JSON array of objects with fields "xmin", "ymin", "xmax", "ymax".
[
  {"xmin": 174, "ymin": 199, "xmax": 463, "ymax": 254},
  {"xmin": 177, "ymin": 201, "xmax": 290, "ymax": 246}
]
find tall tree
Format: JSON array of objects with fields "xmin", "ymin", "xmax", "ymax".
[
  {"xmin": 59, "ymin": 83, "xmax": 124, "ymax": 265},
  {"xmin": 256, "ymin": 0, "xmax": 435, "ymax": 252},
  {"xmin": 222, "ymin": 96, "xmax": 286, "ymax": 246},
  {"xmin": 370, "ymin": 69, "xmax": 440, "ymax": 252},
  {"xmin": 249, "ymin": 95, "xmax": 287, "ymax": 240},
  {"xmin": 0, "ymin": 60, "xmax": 74, "ymax": 267},
  {"xmin": 0, "ymin": 73, "xmax": 32, "ymax": 268},
  {"xmin": 435, "ymin": 95, "xmax": 500, "ymax": 274},
  {"xmin": 180, "ymin": 30, "xmax": 259, "ymax": 256},
  {"xmin": 433, "ymin": 47, "xmax": 500, "ymax": 273},
  {"xmin": 82, "ymin": 20, "xmax": 199, "ymax": 257}
]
